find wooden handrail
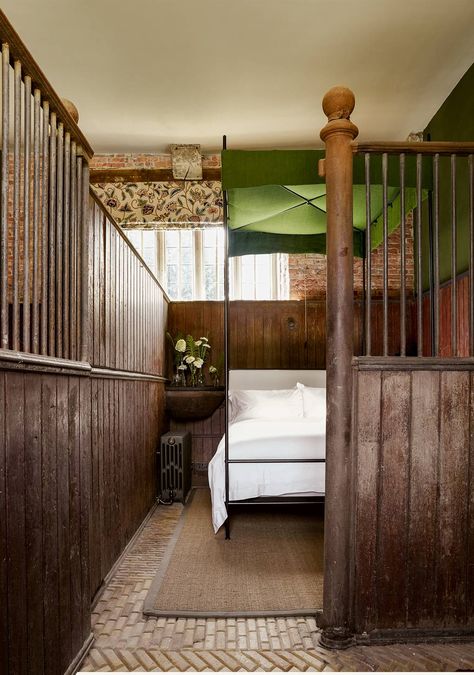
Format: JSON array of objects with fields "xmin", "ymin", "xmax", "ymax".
[
  {"xmin": 353, "ymin": 140, "xmax": 474, "ymax": 156},
  {"xmin": 89, "ymin": 188, "xmax": 171, "ymax": 303},
  {"xmin": 0, "ymin": 8, "xmax": 94, "ymax": 158}
]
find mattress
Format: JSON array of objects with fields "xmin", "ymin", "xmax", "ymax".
[{"xmin": 208, "ymin": 418, "xmax": 326, "ymax": 533}]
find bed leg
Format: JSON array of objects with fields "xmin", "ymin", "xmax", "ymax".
[{"xmin": 225, "ymin": 517, "xmax": 230, "ymax": 540}]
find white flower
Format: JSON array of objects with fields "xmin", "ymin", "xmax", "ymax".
[
  {"xmin": 175, "ymin": 339, "xmax": 186, "ymax": 353},
  {"xmin": 185, "ymin": 356, "xmax": 195, "ymax": 364},
  {"xmin": 199, "ymin": 337, "xmax": 208, "ymax": 342},
  {"xmin": 209, "ymin": 365, "xmax": 217, "ymax": 374},
  {"xmin": 203, "ymin": 343, "xmax": 211, "ymax": 349},
  {"xmin": 177, "ymin": 364, "xmax": 187, "ymax": 371},
  {"xmin": 195, "ymin": 340, "xmax": 202, "ymax": 347},
  {"xmin": 194, "ymin": 358, "xmax": 204, "ymax": 368}
]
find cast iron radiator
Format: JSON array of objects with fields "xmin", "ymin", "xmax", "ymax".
[{"xmin": 159, "ymin": 431, "xmax": 192, "ymax": 503}]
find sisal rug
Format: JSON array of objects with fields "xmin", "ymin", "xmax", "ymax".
[{"xmin": 143, "ymin": 489, "xmax": 324, "ymax": 618}]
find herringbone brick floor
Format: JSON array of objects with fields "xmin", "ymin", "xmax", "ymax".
[{"xmin": 80, "ymin": 496, "xmax": 474, "ymax": 672}]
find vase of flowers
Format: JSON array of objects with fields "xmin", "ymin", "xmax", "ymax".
[{"xmin": 167, "ymin": 332, "xmax": 212, "ymax": 386}]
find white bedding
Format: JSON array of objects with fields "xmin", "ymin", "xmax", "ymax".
[{"xmin": 208, "ymin": 417, "xmax": 326, "ymax": 532}]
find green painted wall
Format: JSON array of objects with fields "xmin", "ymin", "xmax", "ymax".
[{"xmin": 421, "ymin": 63, "xmax": 474, "ymax": 288}]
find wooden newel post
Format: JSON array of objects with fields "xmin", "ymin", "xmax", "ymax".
[{"xmin": 319, "ymin": 86, "xmax": 358, "ymax": 647}]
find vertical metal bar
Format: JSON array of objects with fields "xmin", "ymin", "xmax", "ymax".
[
  {"xmin": 12, "ymin": 60, "xmax": 21, "ymax": 351},
  {"xmin": 80, "ymin": 159, "xmax": 90, "ymax": 363},
  {"xmin": 451, "ymin": 154, "xmax": 457, "ymax": 357},
  {"xmin": 23, "ymin": 75, "xmax": 32, "ymax": 353},
  {"xmin": 416, "ymin": 153, "xmax": 423, "ymax": 356},
  {"xmin": 55, "ymin": 122, "xmax": 64, "ymax": 357},
  {"xmin": 63, "ymin": 131, "xmax": 70, "ymax": 359},
  {"xmin": 48, "ymin": 111, "xmax": 57, "ymax": 355},
  {"xmin": 40, "ymin": 101, "xmax": 49, "ymax": 355},
  {"xmin": 382, "ymin": 152, "xmax": 388, "ymax": 356},
  {"xmin": 433, "ymin": 154, "xmax": 440, "ymax": 356},
  {"xmin": 70, "ymin": 141, "xmax": 77, "ymax": 359},
  {"xmin": 364, "ymin": 153, "xmax": 371, "ymax": 356},
  {"xmin": 76, "ymin": 152, "xmax": 83, "ymax": 357},
  {"xmin": 399, "ymin": 153, "xmax": 406, "ymax": 356},
  {"xmin": 469, "ymin": 155, "xmax": 474, "ymax": 357},
  {"xmin": 222, "ymin": 136, "xmax": 230, "ymax": 539},
  {"xmin": 32, "ymin": 89, "xmax": 41, "ymax": 353},
  {"xmin": 0, "ymin": 43, "xmax": 9, "ymax": 349}
]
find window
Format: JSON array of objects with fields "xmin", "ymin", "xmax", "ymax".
[{"xmin": 125, "ymin": 228, "xmax": 289, "ymax": 301}]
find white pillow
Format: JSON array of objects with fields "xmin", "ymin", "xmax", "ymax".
[
  {"xmin": 229, "ymin": 388, "xmax": 303, "ymax": 423},
  {"xmin": 297, "ymin": 383, "xmax": 326, "ymax": 421}
]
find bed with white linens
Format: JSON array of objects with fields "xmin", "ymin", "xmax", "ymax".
[{"xmin": 208, "ymin": 370, "xmax": 326, "ymax": 533}]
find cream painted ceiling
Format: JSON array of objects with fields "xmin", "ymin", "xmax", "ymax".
[{"xmin": 3, "ymin": 0, "xmax": 474, "ymax": 153}]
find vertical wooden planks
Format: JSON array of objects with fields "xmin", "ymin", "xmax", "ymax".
[
  {"xmin": 68, "ymin": 376, "xmax": 82, "ymax": 656},
  {"xmin": 24, "ymin": 374, "xmax": 44, "ymax": 674},
  {"xmin": 56, "ymin": 375, "xmax": 71, "ymax": 670},
  {"xmin": 0, "ymin": 372, "xmax": 7, "ymax": 674},
  {"xmin": 376, "ymin": 371, "xmax": 411, "ymax": 628},
  {"xmin": 41, "ymin": 375, "xmax": 59, "ymax": 675},
  {"xmin": 438, "ymin": 370, "xmax": 469, "ymax": 626},
  {"xmin": 407, "ymin": 370, "xmax": 439, "ymax": 627},
  {"xmin": 5, "ymin": 372, "xmax": 27, "ymax": 673},
  {"xmin": 353, "ymin": 370, "xmax": 381, "ymax": 632},
  {"xmin": 79, "ymin": 377, "xmax": 91, "ymax": 642}
]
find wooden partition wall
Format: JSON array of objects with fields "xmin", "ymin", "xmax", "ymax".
[
  {"xmin": 0, "ymin": 192, "xmax": 168, "ymax": 674},
  {"xmin": 319, "ymin": 86, "xmax": 474, "ymax": 646}
]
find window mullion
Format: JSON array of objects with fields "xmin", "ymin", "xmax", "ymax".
[{"xmin": 194, "ymin": 229, "xmax": 203, "ymax": 300}]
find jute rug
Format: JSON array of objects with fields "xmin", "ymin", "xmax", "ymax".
[{"xmin": 143, "ymin": 489, "xmax": 324, "ymax": 618}]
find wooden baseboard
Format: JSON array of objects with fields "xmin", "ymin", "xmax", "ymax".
[
  {"xmin": 64, "ymin": 633, "xmax": 94, "ymax": 675},
  {"xmin": 355, "ymin": 627, "xmax": 474, "ymax": 646}
]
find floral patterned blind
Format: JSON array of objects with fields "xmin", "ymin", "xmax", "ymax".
[{"xmin": 92, "ymin": 180, "xmax": 223, "ymax": 228}]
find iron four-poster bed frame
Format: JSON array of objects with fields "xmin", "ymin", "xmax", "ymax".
[{"xmin": 220, "ymin": 127, "xmax": 427, "ymax": 540}]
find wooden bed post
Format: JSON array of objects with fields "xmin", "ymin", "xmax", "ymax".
[{"xmin": 319, "ymin": 86, "xmax": 358, "ymax": 647}]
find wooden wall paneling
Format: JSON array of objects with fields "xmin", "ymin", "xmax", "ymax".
[
  {"xmin": 0, "ymin": 373, "xmax": 6, "ymax": 675},
  {"xmin": 23, "ymin": 374, "xmax": 44, "ymax": 673},
  {"xmin": 79, "ymin": 378, "xmax": 92, "ymax": 642},
  {"xmin": 56, "ymin": 375, "xmax": 72, "ymax": 669},
  {"xmin": 376, "ymin": 371, "xmax": 411, "ymax": 628},
  {"xmin": 67, "ymin": 376, "xmax": 82, "ymax": 657},
  {"xmin": 469, "ymin": 372, "xmax": 474, "ymax": 625},
  {"xmin": 41, "ymin": 375, "xmax": 59, "ymax": 675},
  {"xmin": 353, "ymin": 370, "xmax": 381, "ymax": 632},
  {"xmin": 5, "ymin": 372, "xmax": 27, "ymax": 674},
  {"xmin": 438, "ymin": 370, "xmax": 470, "ymax": 626},
  {"xmin": 407, "ymin": 370, "xmax": 439, "ymax": 627},
  {"xmin": 89, "ymin": 377, "xmax": 100, "ymax": 598}
]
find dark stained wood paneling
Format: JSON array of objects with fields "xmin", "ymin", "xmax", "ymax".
[
  {"xmin": 167, "ymin": 299, "xmax": 416, "ymax": 376},
  {"xmin": 353, "ymin": 370, "xmax": 381, "ymax": 631},
  {"xmin": 407, "ymin": 370, "xmax": 439, "ymax": 628},
  {"xmin": 352, "ymin": 361, "xmax": 474, "ymax": 636},
  {"xmin": 170, "ymin": 402, "xmax": 225, "ymax": 486},
  {"xmin": 422, "ymin": 273, "xmax": 470, "ymax": 357},
  {"xmin": 0, "ymin": 370, "xmax": 166, "ymax": 675}
]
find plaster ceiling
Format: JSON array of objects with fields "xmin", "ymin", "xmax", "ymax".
[{"xmin": 3, "ymin": 0, "xmax": 474, "ymax": 154}]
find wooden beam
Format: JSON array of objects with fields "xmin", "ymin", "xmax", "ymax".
[
  {"xmin": 319, "ymin": 86, "xmax": 359, "ymax": 647},
  {"xmin": 90, "ymin": 167, "xmax": 221, "ymax": 184}
]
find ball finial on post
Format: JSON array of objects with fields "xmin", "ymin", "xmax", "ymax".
[
  {"xmin": 61, "ymin": 98, "xmax": 79, "ymax": 124},
  {"xmin": 322, "ymin": 86, "xmax": 355, "ymax": 122}
]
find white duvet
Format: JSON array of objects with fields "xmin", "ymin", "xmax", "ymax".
[{"xmin": 208, "ymin": 418, "xmax": 326, "ymax": 532}]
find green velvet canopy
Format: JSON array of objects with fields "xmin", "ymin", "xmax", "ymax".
[{"xmin": 221, "ymin": 149, "xmax": 431, "ymax": 257}]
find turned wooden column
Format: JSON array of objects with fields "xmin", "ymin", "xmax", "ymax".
[{"xmin": 319, "ymin": 87, "xmax": 358, "ymax": 646}]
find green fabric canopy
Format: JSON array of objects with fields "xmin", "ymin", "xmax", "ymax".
[{"xmin": 221, "ymin": 149, "xmax": 431, "ymax": 257}]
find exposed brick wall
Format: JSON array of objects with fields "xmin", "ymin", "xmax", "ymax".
[
  {"xmin": 90, "ymin": 153, "xmax": 220, "ymax": 171},
  {"xmin": 289, "ymin": 212, "xmax": 414, "ymax": 300}
]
